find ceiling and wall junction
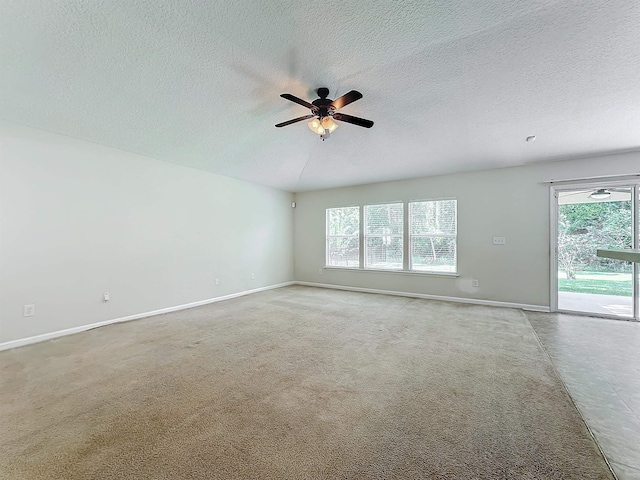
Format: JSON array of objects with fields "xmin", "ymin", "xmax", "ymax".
[{"xmin": 1, "ymin": 0, "xmax": 639, "ymax": 192}]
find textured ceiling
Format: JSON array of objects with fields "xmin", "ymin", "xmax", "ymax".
[{"xmin": 1, "ymin": 1, "xmax": 639, "ymax": 192}]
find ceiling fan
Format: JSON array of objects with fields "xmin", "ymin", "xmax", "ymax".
[
  {"xmin": 275, "ymin": 87, "xmax": 374, "ymax": 140},
  {"xmin": 561, "ymin": 188, "xmax": 631, "ymax": 200}
]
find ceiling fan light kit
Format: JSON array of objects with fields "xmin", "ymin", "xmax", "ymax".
[
  {"xmin": 321, "ymin": 116, "xmax": 338, "ymax": 132},
  {"xmin": 589, "ymin": 189, "xmax": 612, "ymax": 199},
  {"xmin": 276, "ymin": 87, "xmax": 373, "ymax": 141}
]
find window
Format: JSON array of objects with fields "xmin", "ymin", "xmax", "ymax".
[
  {"xmin": 326, "ymin": 206, "xmax": 360, "ymax": 267},
  {"xmin": 409, "ymin": 199, "xmax": 457, "ymax": 273},
  {"xmin": 364, "ymin": 203, "xmax": 403, "ymax": 270},
  {"xmin": 325, "ymin": 199, "xmax": 457, "ymax": 274}
]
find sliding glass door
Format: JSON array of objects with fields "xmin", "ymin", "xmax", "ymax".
[{"xmin": 554, "ymin": 185, "xmax": 638, "ymax": 319}]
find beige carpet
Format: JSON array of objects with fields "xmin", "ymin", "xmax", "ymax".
[{"xmin": 1, "ymin": 286, "xmax": 613, "ymax": 479}]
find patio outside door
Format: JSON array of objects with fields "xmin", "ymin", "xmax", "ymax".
[{"xmin": 555, "ymin": 185, "xmax": 638, "ymax": 319}]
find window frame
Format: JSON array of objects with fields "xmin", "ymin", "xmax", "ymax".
[
  {"xmin": 363, "ymin": 202, "xmax": 404, "ymax": 271},
  {"xmin": 324, "ymin": 198, "xmax": 458, "ymax": 276},
  {"xmin": 325, "ymin": 205, "xmax": 361, "ymax": 269},
  {"xmin": 408, "ymin": 198, "xmax": 458, "ymax": 274}
]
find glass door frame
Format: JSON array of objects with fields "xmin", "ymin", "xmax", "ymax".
[{"xmin": 550, "ymin": 180, "xmax": 639, "ymax": 321}]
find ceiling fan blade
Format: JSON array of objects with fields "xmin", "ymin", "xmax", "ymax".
[
  {"xmin": 330, "ymin": 90, "xmax": 363, "ymax": 110},
  {"xmin": 333, "ymin": 112, "xmax": 374, "ymax": 128},
  {"xmin": 280, "ymin": 93, "xmax": 317, "ymax": 111},
  {"xmin": 275, "ymin": 114, "xmax": 315, "ymax": 127}
]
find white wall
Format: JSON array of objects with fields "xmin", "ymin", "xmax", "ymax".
[
  {"xmin": 0, "ymin": 122, "xmax": 294, "ymax": 344},
  {"xmin": 293, "ymin": 151, "xmax": 640, "ymax": 309}
]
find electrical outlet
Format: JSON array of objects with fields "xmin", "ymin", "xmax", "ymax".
[
  {"xmin": 250, "ymin": 272, "xmax": 255, "ymax": 280},
  {"xmin": 215, "ymin": 278, "xmax": 220, "ymax": 286},
  {"xmin": 103, "ymin": 292, "xmax": 110, "ymax": 302},
  {"xmin": 493, "ymin": 236, "xmax": 506, "ymax": 245},
  {"xmin": 23, "ymin": 304, "xmax": 35, "ymax": 317},
  {"xmin": 319, "ymin": 268, "xmax": 323, "ymax": 275},
  {"xmin": 472, "ymin": 279, "xmax": 479, "ymax": 287}
]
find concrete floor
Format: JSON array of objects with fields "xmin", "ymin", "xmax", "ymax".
[
  {"xmin": 558, "ymin": 291, "xmax": 633, "ymax": 318},
  {"xmin": 528, "ymin": 312, "xmax": 640, "ymax": 480}
]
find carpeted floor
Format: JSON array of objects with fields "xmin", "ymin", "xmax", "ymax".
[{"xmin": 0, "ymin": 286, "xmax": 613, "ymax": 479}]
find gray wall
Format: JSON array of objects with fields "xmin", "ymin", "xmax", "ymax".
[
  {"xmin": 293, "ymin": 151, "xmax": 640, "ymax": 308},
  {"xmin": 0, "ymin": 122, "xmax": 294, "ymax": 344},
  {"xmin": 2, "ymin": 119, "xmax": 638, "ymax": 344}
]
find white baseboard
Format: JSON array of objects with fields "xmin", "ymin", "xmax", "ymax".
[
  {"xmin": 1, "ymin": 280, "xmax": 549, "ymax": 352},
  {"xmin": 294, "ymin": 281, "xmax": 550, "ymax": 312},
  {"xmin": 0, "ymin": 281, "xmax": 295, "ymax": 352}
]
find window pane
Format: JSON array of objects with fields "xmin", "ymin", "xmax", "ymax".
[
  {"xmin": 326, "ymin": 236, "xmax": 360, "ymax": 267},
  {"xmin": 364, "ymin": 203, "xmax": 403, "ymax": 269},
  {"xmin": 411, "ymin": 236, "xmax": 456, "ymax": 272},
  {"xmin": 365, "ymin": 236, "xmax": 403, "ymax": 270},
  {"xmin": 326, "ymin": 201, "xmax": 457, "ymax": 273},
  {"xmin": 365, "ymin": 203, "xmax": 403, "ymax": 235},
  {"xmin": 327, "ymin": 207, "xmax": 359, "ymax": 236},
  {"xmin": 410, "ymin": 200, "xmax": 457, "ymax": 235},
  {"xmin": 326, "ymin": 207, "xmax": 359, "ymax": 267}
]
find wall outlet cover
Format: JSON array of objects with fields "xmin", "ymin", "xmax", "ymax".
[
  {"xmin": 23, "ymin": 304, "xmax": 35, "ymax": 317},
  {"xmin": 493, "ymin": 236, "xmax": 506, "ymax": 245}
]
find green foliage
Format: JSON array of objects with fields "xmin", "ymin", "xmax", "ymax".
[
  {"xmin": 326, "ymin": 207, "xmax": 360, "ymax": 267},
  {"xmin": 410, "ymin": 200, "xmax": 456, "ymax": 235},
  {"xmin": 409, "ymin": 200, "xmax": 457, "ymax": 270},
  {"xmin": 327, "ymin": 206, "xmax": 359, "ymax": 236},
  {"xmin": 411, "ymin": 236, "xmax": 456, "ymax": 268},
  {"xmin": 557, "ymin": 200, "xmax": 632, "ymax": 279},
  {"xmin": 365, "ymin": 204, "xmax": 403, "ymax": 235}
]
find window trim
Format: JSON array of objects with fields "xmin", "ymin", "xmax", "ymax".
[
  {"xmin": 325, "ymin": 198, "xmax": 458, "ymax": 275},
  {"xmin": 326, "ymin": 206, "xmax": 360, "ymax": 269},
  {"xmin": 408, "ymin": 198, "xmax": 458, "ymax": 274},
  {"xmin": 363, "ymin": 202, "xmax": 404, "ymax": 271},
  {"xmin": 324, "ymin": 265, "xmax": 459, "ymax": 277}
]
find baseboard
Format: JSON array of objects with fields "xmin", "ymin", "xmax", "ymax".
[
  {"xmin": 294, "ymin": 281, "xmax": 550, "ymax": 312},
  {"xmin": 0, "ymin": 281, "xmax": 295, "ymax": 352},
  {"xmin": 1, "ymin": 280, "xmax": 548, "ymax": 351}
]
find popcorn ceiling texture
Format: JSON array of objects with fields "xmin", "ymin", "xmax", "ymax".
[
  {"xmin": 1, "ymin": 0, "xmax": 639, "ymax": 191},
  {"xmin": 0, "ymin": 287, "xmax": 614, "ymax": 479}
]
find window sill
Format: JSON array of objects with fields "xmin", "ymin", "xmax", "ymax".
[{"xmin": 323, "ymin": 267, "xmax": 459, "ymax": 278}]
